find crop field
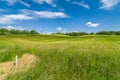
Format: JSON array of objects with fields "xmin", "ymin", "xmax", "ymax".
[{"xmin": 0, "ymin": 35, "xmax": 120, "ymax": 80}]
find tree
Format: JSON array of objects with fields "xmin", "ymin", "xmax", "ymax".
[
  {"xmin": 30, "ymin": 30, "xmax": 39, "ymax": 34},
  {"xmin": 115, "ymin": 31, "xmax": 120, "ymax": 35},
  {"xmin": 0, "ymin": 28, "xmax": 39, "ymax": 35},
  {"xmin": 0, "ymin": 28, "xmax": 9, "ymax": 35},
  {"xmin": 89, "ymin": 32, "xmax": 94, "ymax": 35}
]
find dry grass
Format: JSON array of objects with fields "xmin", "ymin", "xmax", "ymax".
[
  {"xmin": 0, "ymin": 50, "xmax": 6, "ymax": 52},
  {"xmin": 0, "ymin": 54, "xmax": 38, "ymax": 80}
]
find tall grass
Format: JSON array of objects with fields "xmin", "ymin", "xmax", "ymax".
[{"xmin": 0, "ymin": 35, "xmax": 120, "ymax": 80}]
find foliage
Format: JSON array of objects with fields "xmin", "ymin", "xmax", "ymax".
[
  {"xmin": 0, "ymin": 28, "xmax": 39, "ymax": 35},
  {"xmin": 96, "ymin": 31, "xmax": 116, "ymax": 35},
  {"xmin": 55, "ymin": 31, "xmax": 120, "ymax": 36},
  {"xmin": 65, "ymin": 32, "xmax": 88, "ymax": 36}
]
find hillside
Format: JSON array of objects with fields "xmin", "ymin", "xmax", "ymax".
[{"xmin": 0, "ymin": 35, "xmax": 120, "ymax": 80}]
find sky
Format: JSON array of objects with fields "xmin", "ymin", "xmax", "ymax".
[{"xmin": 0, "ymin": 0, "xmax": 120, "ymax": 33}]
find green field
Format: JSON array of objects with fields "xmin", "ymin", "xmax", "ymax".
[{"xmin": 0, "ymin": 35, "xmax": 120, "ymax": 80}]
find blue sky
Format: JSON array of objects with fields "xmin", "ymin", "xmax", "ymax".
[{"xmin": 0, "ymin": 0, "xmax": 120, "ymax": 33}]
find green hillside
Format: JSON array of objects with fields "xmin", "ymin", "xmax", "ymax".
[{"xmin": 0, "ymin": 35, "xmax": 120, "ymax": 80}]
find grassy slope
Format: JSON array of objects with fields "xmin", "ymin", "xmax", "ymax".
[{"xmin": 0, "ymin": 35, "xmax": 120, "ymax": 80}]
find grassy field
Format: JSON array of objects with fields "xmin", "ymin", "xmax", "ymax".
[{"xmin": 0, "ymin": 35, "xmax": 120, "ymax": 80}]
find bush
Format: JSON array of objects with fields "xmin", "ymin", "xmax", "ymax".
[
  {"xmin": 0, "ymin": 28, "xmax": 39, "ymax": 35},
  {"xmin": 96, "ymin": 31, "xmax": 120, "ymax": 35},
  {"xmin": 64, "ymin": 32, "xmax": 88, "ymax": 36}
]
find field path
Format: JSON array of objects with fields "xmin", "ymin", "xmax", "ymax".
[{"xmin": 0, "ymin": 54, "xmax": 38, "ymax": 80}]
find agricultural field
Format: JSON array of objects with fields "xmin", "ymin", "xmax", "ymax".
[{"xmin": 0, "ymin": 35, "xmax": 120, "ymax": 80}]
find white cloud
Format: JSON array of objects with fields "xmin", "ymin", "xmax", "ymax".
[
  {"xmin": 32, "ymin": 0, "xmax": 56, "ymax": 7},
  {"xmin": 6, "ymin": 0, "xmax": 17, "ymax": 5},
  {"xmin": 0, "ymin": 14, "xmax": 34, "ymax": 24},
  {"xmin": 56, "ymin": 27, "xmax": 62, "ymax": 30},
  {"xmin": 20, "ymin": 9, "xmax": 69, "ymax": 18},
  {"xmin": 0, "ymin": 9, "xmax": 69, "ymax": 24},
  {"xmin": 3, "ymin": 0, "xmax": 57, "ymax": 7},
  {"xmin": 86, "ymin": 22, "xmax": 100, "ymax": 28},
  {"xmin": 72, "ymin": 1, "xmax": 90, "ymax": 9},
  {"xmin": 0, "ymin": 17, "xmax": 14, "ymax": 24},
  {"xmin": 56, "ymin": 27, "xmax": 68, "ymax": 33},
  {"xmin": 34, "ymin": 11, "xmax": 68, "ymax": 18},
  {"xmin": 19, "ymin": 0, "xmax": 31, "ymax": 7},
  {"xmin": 1, "ymin": 26, "xmax": 25, "ymax": 30},
  {"xmin": 4, "ymin": 0, "xmax": 30, "ymax": 7},
  {"xmin": 32, "ymin": 0, "xmax": 53, "ymax": 4},
  {"xmin": 100, "ymin": 0, "xmax": 120, "ymax": 10},
  {"xmin": 4, "ymin": 14, "xmax": 34, "ymax": 20}
]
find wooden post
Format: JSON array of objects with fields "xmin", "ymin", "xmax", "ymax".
[{"xmin": 16, "ymin": 55, "xmax": 18, "ymax": 66}]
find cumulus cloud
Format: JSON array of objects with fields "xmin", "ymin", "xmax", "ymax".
[
  {"xmin": 86, "ymin": 22, "xmax": 100, "ymax": 28},
  {"xmin": 1, "ymin": 26, "xmax": 25, "ymax": 30},
  {"xmin": 56, "ymin": 27, "xmax": 62, "ymax": 30},
  {"xmin": 6, "ymin": 0, "xmax": 17, "ymax": 5},
  {"xmin": 32, "ymin": 0, "xmax": 53, "ymax": 4},
  {"xmin": 32, "ymin": 0, "xmax": 56, "ymax": 7},
  {"xmin": 0, "ymin": 14, "xmax": 34, "ymax": 24},
  {"xmin": 4, "ymin": 0, "xmax": 30, "ymax": 7},
  {"xmin": 4, "ymin": 0, "xmax": 57, "ymax": 7},
  {"xmin": 56, "ymin": 27, "xmax": 68, "ymax": 33},
  {"xmin": 72, "ymin": 1, "xmax": 90, "ymax": 9},
  {"xmin": 0, "ymin": 9, "xmax": 69, "ymax": 24},
  {"xmin": 100, "ymin": 0, "xmax": 120, "ymax": 10},
  {"xmin": 20, "ymin": 9, "xmax": 69, "ymax": 18}
]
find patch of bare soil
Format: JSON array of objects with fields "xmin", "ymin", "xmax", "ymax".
[
  {"xmin": 0, "ymin": 54, "xmax": 38, "ymax": 80},
  {"xmin": 0, "ymin": 49, "xmax": 6, "ymax": 52}
]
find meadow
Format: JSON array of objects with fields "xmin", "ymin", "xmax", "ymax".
[{"xmin": 0, "ymin": 35, "xmax": 120, "ymax": 80}]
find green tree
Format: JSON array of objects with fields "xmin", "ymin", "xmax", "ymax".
[
  {"xmin": 30, "ymin": 30, "xmax": 39, "ymax": 34},
  {"xmin": 0, "ymin": 28, "xmax": 9, "ymax": 35}
]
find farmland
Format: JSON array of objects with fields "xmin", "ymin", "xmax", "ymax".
[{"xmin": 0, "ymin": 35, "xmax": 120, "ymax": 80}]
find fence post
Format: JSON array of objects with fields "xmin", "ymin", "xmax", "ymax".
[{"xmin": 16, "ymin": 55, "xmax": 18, "ymax": 66}]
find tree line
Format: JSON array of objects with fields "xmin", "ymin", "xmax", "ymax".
[
  {"xmin": 55, "ymin": 31, "xmax": 120, "ymax": 36},
  {"xmin": 0, "ymin": 28, "xmax": 120, "ymax": 36},
  {"xmin": 0, "ymin": 28, "xmax": 39, "ymax": 35}
]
